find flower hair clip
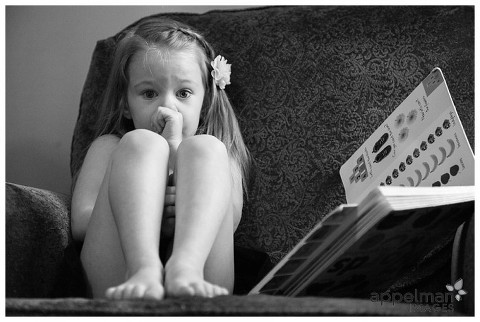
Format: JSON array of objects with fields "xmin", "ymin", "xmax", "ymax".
[{"xmin": 211, "ymin": 55, "xmax": 231, "ymax": 89}]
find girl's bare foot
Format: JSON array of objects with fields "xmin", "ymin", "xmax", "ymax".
[
  {"xmin": 164, "ymin": 260, "xmax": 228, "ymax": 298},
  {"xmin": 105, "ymin": 266, "xmax": 164, "ymax": 300}
]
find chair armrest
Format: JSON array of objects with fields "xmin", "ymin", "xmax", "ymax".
[{"xmin": 6, "ymin": 182, "xmax": 83, "ymax": 298}]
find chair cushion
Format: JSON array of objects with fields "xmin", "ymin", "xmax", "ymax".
[
  {"xmin": 5, "ymin": 295, "xmax": 463, "ymax": 316},
  {"xmin": 71, "ymin": 6, "xmax": 474, "ymax": 264}
]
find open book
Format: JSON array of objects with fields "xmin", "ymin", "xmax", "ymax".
[{"xmin": 249, "ymin": 68, "xmax": 475, "ymax": 297}]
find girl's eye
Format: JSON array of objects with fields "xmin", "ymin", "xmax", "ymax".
[
  {"xmin": 177, "ymin": 89, "xmax": 192, "ymax": 99},
  {"xmin": 142, "ymin": 90, "xmax": 157, "ymax": 100}
]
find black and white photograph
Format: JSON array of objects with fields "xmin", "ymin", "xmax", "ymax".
[{"xmin": 4, "ymin": 3, "xmax": 475, "ymax": 316}]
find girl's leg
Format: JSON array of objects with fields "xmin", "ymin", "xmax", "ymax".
[
  {"xmin": 164, "ymin": 135, "xmax": 235, "ymax": 297},
  {"xmin": 203, "ymin": 205, "xmax": 235, "ymax": 291},
  {"xmin": 80, "ymin": 129, "xmax": 169, "ymax": 300}
]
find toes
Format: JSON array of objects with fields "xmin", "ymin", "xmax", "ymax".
[
  {"xmin": 182, "ymin": 284, "xmax": 196, "ymax": 297},
  {"xmin": 190, "ymin": 282, "xmax": 208, "ymax": 297},
  {"xmin": 106, "ymin": 285, "xmax": 124, "ymax": 300},
  {"xmin": 106, "ymin": 284, "xmax": 163, "ymax": 300},
  {"xmin": 190, "ymin": 282, "xmax": 227, "ymax": 298},
  {"xmin": 131, "ymin": 285, "xmax": 146, "ymax": 299},
  {"xmin": 115, "ymin": 285, "xmax": 128, "ymax": 300},
  {"xmin": 204, "ymin": 283, "xmax": 214, "ymax": 298},
  {"xmin": 105, "ymin": 287, "xmax": 115, "ymax": 299},
  {"xmin": 165, "ymin": 278, "xmax": 229, "ymax": 298},
  {"xmin": 212, "ymin": 285, "xmax": 228, "ymax": 296},
  {"xmin": 144, "ymin": 287, "xmax": 164, "ymax": 300},
  {"xmin": 168, "ymin": 282, "xmax": 195, "ymax": 297},
  {"xmin": 190, "ymin": 283, "xmax": 203, "ymax": 297},
  {"xmin": 213, "ymin": 285, "xmax": 224, "ymax": 296},
  {"xmin": 122, "ymin": 284, "xmax": 136, "ymax": 299}
]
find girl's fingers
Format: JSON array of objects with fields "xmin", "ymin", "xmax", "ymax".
[
  {"xmin": 164, "ymin": 193, "xmax": 175, "ymax": 206},
  {"xmin": 164, "ymin": 206, "xmax": 175, "ymax": 218},
  {"xmin": 168, "ymin": 173, "xmax": 175, "ymax": 186},
  {"xmin": 161, "ymin": 209, "xmax": 175, "ymax": 237},
  {"xmin": 164, "ymin": 186, "xmax": 175, "ymax": 206},
  {"xmin": 151, "ymin": 106, "xmax": 183, "ymax": 142},
  {"xmin": 150, "ymin": 107, "xmax": 173, "ymax": 134},
  {"xmin": 151, "ymin": 106, "xmax": 181, "ymax": 127}
]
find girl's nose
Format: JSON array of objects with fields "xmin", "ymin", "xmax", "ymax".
[{"xmin": 158, "ymin": 93, "xmax": 176, "ymax": 110}]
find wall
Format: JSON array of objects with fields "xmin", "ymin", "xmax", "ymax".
[{"xmin": 6, "ymin": 5, "xmax": 253, "ymax": 195}]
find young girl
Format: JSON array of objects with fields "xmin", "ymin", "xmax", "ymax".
[{"xmin": 71, "ymin": 17, "xmax": 250, "ymax": 300}]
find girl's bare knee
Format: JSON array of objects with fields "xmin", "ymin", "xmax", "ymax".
[
  {"xmin": 115, "ymin": 129, "xmax": 169, "ymax": 158},
  {"xmin": 178, "ymin": 135, "xmax": 228, "ymax": 160}
]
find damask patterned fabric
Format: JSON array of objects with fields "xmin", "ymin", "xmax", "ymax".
[
  {"xmin": 71, "ymin": 6, "xmax": 474, "ymax": 264},
  {"xmin": 5, "ymin": 183, "xmax": 83, "ymax": 297}
]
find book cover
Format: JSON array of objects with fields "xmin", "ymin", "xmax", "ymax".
[{"xmin": 249, "ymin": 186, "xmax": 474, "ymax": 296}]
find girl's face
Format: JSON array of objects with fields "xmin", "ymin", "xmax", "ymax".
[{"xmin": 125, "ymin": 48, "xmax": 205, "ymax": 138}]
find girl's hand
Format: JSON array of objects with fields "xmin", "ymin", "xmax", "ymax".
[
  {"xmin": 151, "ymin": 106, "xmax": 182, "ymax": 171},
  {"xmin": 150, "ymin": 105, "xmax": 183, "ymax": 149},
  {"xmin": 161, "ymin": 185, "xmax": 175, "ymax": 238}
]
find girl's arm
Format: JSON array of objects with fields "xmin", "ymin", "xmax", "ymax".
[
  {"xmin": 230, "ymin": 159, "xmax": 244, "ymax": 230},
  {"xmin": 71, "ymin": 135, "xmax": 120, "ymax": 241}
]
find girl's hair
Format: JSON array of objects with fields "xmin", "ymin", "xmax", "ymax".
[{"xmin": 94, "ymin": 17, "xmax": 250, "ymax": 190}]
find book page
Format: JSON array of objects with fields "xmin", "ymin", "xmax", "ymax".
[{"xmin": 340, "ymin": 68, "xmax": 474, "ymax": 204}]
